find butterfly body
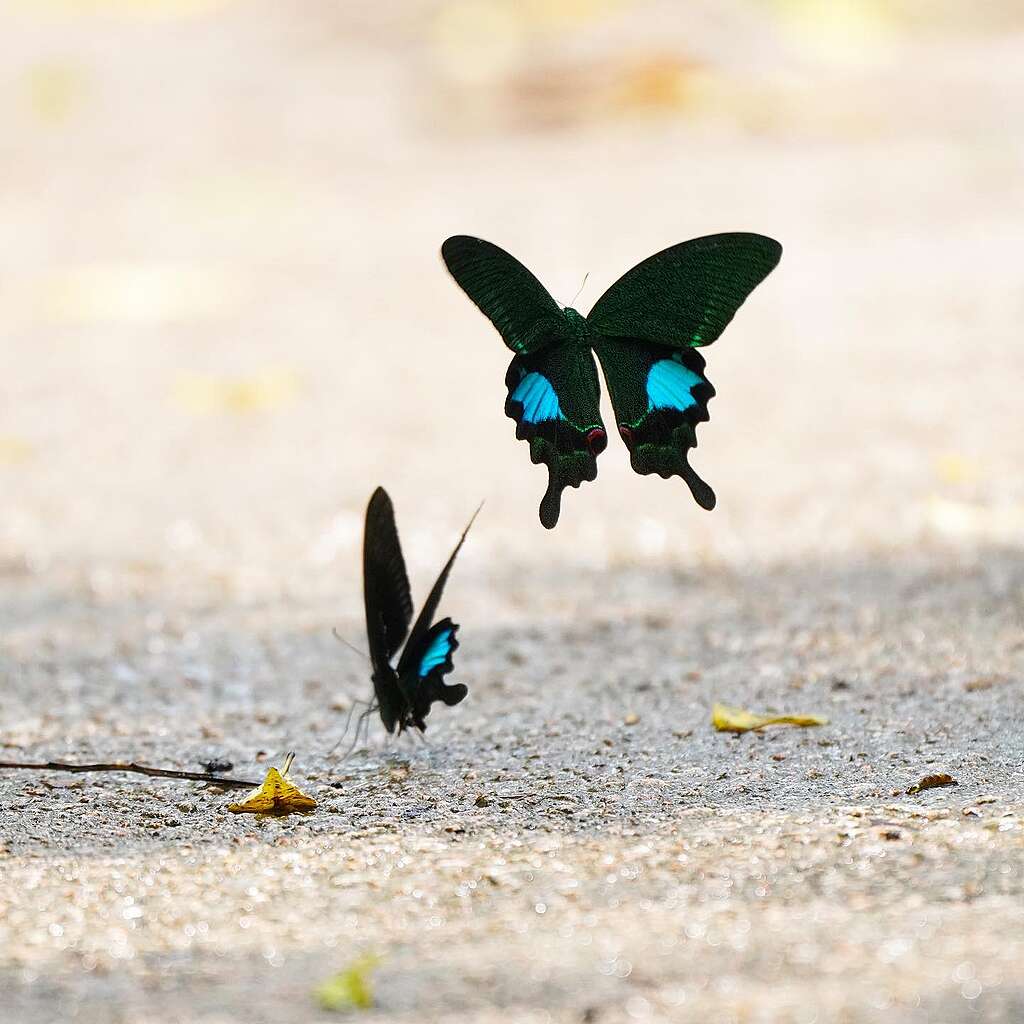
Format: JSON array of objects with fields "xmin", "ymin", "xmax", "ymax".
[
  {"xmin": 361, "ymin": 487, "xmax": 477, "ymax": 735},
  {"xmin": 443, "ymin": 233, "xmax": 782, "ymax": 527}
]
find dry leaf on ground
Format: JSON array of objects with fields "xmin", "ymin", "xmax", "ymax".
[
  {"xmin": 907, "ymin": 772, "xmax": 957, "ymax": 795},
  {"xmin": 712, "ymin": 702, "xmax": 828, "ymax": 734},
  {"xmin": 172, "ymin": 367, "xmax": 301, "ymax": 416},
  {"xmin": 228, "ymin": 753, "xmax": 316, "ymax": 816}
]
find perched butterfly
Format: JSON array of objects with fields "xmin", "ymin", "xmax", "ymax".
[
  {"xmin": 361, "ymin": 486, "xmax": 479, "ymax": 735},
  {"xmin": 442, "ymin": 233, "xmax": 782, "ymax": 528}
]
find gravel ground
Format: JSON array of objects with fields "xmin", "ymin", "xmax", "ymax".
[{"xmin": 2, "ymin": 3, "xmax": 1023, "ymax": 1023}]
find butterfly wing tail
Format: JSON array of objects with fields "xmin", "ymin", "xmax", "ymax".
[{"xmin": 625, "ymin": 416, "xmax": 717, "ymax": 509}]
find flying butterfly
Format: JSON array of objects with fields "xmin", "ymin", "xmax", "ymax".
[
  {"xmin": 357, "ymin": 486, "xmax": 479, "ymax": 739},
  {"xmin": 442, "ymin": 233, "xmax": 782, "ymax": 528}
]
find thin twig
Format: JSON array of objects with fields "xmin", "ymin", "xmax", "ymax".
[{"xmin": 0, "ymin": 760, "xmax": 260, "ymax": 790}]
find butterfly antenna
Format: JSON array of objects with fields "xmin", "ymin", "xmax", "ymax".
[
  {"xmin": 568, "ymin": 271, "xmax": 590, "ymax": 308},
  {"xmin": 331, "ymin": 628, "xmax": 369, "ymax": 662}
]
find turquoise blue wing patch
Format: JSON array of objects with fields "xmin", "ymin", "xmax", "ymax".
[
  {"xmin": 510, "ymin": 371, "xmax": 566, "ymax": 424},
  {"xmin": 419, "ymin": 624, "xmax": 458, "ymax": 677},
  {"xmin": 646, "ymin": 357, "xmax": 703, "ymax": 413},
  {"xmin": 399, "ymin": 617, "xmax": 467, "ymax": 731}
]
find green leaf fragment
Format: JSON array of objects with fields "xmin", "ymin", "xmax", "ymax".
[{"xmin": 314, "ymin": 955, "xmax": 381, "ymax": 1012}]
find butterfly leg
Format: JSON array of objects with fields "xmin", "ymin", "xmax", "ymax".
[
  {"xmin": 326, "ymin": 697, "xmax": 375, "ymax": 756},
  {"xmin": 335, "ymin": 704, "xmax": 378, "ymax": 761}
]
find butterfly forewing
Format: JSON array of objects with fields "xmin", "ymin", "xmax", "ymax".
[
  {"xmin": 363, "ymin": 487, "xmax": 414, "ymax": 677},
  {"xmin": 442, "ymin": 236, "xmax": 572, "ymax": 355},
  {"xmin": 587, "ymin": 233, "xmax": 782, "ymax": 348}
]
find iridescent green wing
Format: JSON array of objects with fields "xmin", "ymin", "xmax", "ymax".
[
  {"xmin": 588, "ymin": 233, "xmax": 782, "ymax": 508},
  {"xmin": 441, "ymin": 236, "xmax": 573, "ymax": 354},
  {"xmin": 587, "ymin": 233, "xmax": 782, "ymax": 348},
  {"xmin": 505, "ymin": 343, "xmax": 607, "ymax": 529},
  {"xmin": 443, "ymin": 236, "xmax": 606, "ymax": 529}
]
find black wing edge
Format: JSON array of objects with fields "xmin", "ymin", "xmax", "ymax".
[{"xmin": 395, "ymin": 500, "xmax": 482, "ymax": 676}]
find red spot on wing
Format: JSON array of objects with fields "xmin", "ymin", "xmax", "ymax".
[
  {"xmin": 618, "ymin": 425, "xmax": 634, "ymax": 448},
  {"xmin": 585, "ymin": 428, "xmax": 607, "ymax": 455}
]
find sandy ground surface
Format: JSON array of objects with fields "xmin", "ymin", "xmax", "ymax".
[{"xmin": 2, "ymin": 2, "xmax": 1024, "ymax": 1022}]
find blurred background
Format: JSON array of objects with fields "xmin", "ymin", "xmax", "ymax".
[
  {"xmin": 2, "ymin": 5, "xmax": 1024, "ymax": 1022},
  {"xmin": 1, "ymin": 0, "xmax": 1022, "ymax": 607}
]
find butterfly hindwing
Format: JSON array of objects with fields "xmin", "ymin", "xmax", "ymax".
[
  {"xmin": 587, "ymin": 233, "xmax": 783, "ymax": 348},
  {"xmin": 592, "ymin": 339, "xmax": 716, "ymax": 508},
  {"xmin": 505, "ymin": 341, "xmax": 607, "ymax": 529},
  {"xmin": 442, "ymin": 236, "xmax": 572, "ymax": 355},
  {"xmin": 399, "ymin": 617, "xmax": 467, "ymax": 731}
]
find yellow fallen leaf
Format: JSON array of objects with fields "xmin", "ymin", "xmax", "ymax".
[
  {"xmin": 614, "ymin": 56, "xmax": 701, "ymax": 114},
  {"xmin": 315, "ymin": 955, "xmax": 381, "ymax": 1012},
  {"xmin": 907, "ymin": 772, "xmax": 957, "ymax": 795},
  {"xmin": 228, "ymin": 753, "xmax": 316, "ymax": 816},
  {"xmin": 934, "ymin": 453, "xmax": 982, "ymax": 486},
  {"xmin": 172, "ymin": 367, "xmax": 301, "ymax": 416},
  {"xmin": 25, "ymin": 63, "xmax": 89, "ymax": 124},
  {"xmin": 0, "ymin": 436, "xmax": 34, "ymax": 464},
  {"xmin": 771, "ymin": 0, "xmax": 896, "ymax": 65},
  {"xmin": 712, "ymin": 702, "xmax": 828, "ymax": 734}
]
